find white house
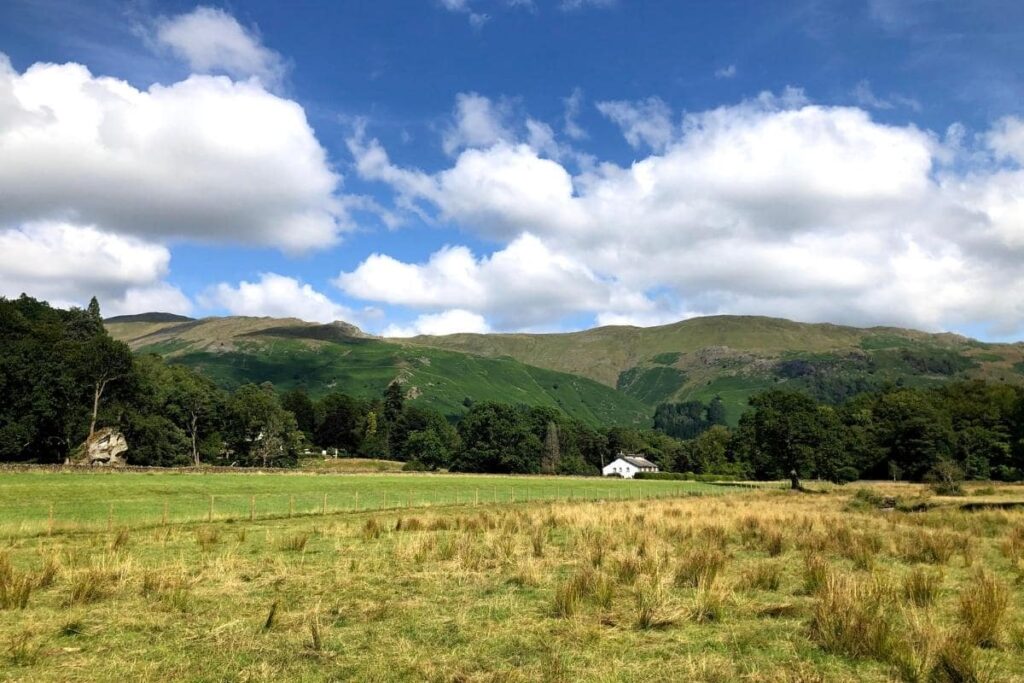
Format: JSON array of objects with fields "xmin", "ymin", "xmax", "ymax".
[{"xmin": 602, "ymin": 454, "xmax": 659, "ymax": 478}]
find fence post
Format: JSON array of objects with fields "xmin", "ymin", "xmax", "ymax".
[
  {"xmin": 383, "ymin": 491, "xmax": 387, "ymax": 509},
  {"xmin": 323, "ymin": 493, "xmax": 328, "ymax": 516},
  {"xmin": 208, "ymin": 495, "xmax": 214, "ymax": 522},
  {"xmin": 48, "ymin": 503, "xmax": 54, "ymax": 536},
  {"xmin": 250, "ymin": 496, "xmax": 256, "ymax": 521},
  {"xmin": 510, "ymin": 487, "xmax": 514, "ymax": 504},
  {"xmin": 355, "ymin": 491, "xmax": 360, "ymax": 511},
  {"xmin": 475, "ymin": 488, "xmax": 479, "ymax": 506},
  {"xmin": 108, "ymin": 502, "xmax": 114, "ymax": 531},
  {"xmin": 163, "ymin": 500, "xmax": 169, "ymax": 526}
]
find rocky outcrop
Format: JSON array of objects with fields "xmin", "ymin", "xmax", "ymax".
[{"xmin": 78, "ymin": 428, "xmax": 128, "ymax": 466}]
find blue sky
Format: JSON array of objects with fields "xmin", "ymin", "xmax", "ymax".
[{"xmin": 1, "ymin": 1, "xmax": 1024, "ymax": 340}]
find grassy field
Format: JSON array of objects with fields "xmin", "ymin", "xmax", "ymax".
[
  {"xmin": 0, "ymin": 470, "xmax": 726, "ymax": 538},
  {"xmin": 0, "ymin": 480, "xmax": 1022, "ymax": 680}
]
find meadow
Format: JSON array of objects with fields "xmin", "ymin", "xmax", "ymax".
[
  {"xmin": 0, "ymin": 477, "xmax": 1022, "ymax": 681},
  {"xmin": 0, "ymin": 469, "xmax": 726, "ymax": 538}
]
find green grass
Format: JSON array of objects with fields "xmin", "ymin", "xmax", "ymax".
[
  {"xmin": 0, "ymin": 471, "xmax": 725, "ymax": 537},
  {"xmin": 2, "ymin": 483, "xmax": 1022, "ymax": 681}
]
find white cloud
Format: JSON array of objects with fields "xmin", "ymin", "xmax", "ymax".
[
  {"xmin": 560, "ymin": 0, "xmax": 616, "ymax": 10},
  {"xmin": 349, "ymin": 89, "xmax": 1024, "ymax": 336},
  {"xmin": 714, "ymin": 64, "xmax": 737, "ymax": 79},
  {"xmin": 201, "ymin": 274, "xmax": 352, "ymax": 323},
  {"xmin": 563, "ymin": 87, "xmax": 587, "ymax": 140},
  {"xmin": 336, "ymin": 233, "xmax": 644, "ymax": 327},
  {"xmin": 0, "ymin": 221, "xmax": 190, "ymax": 314},
  {"xmin": 383, "ymin": 309, "xmax": 491, "ymax": 337},
  {"xmin": 443, "ymin": 92, "xmax": 514, "ymax": 155},
  {"xmin": 596, "ymin": 97, "xmax": 674, "ymax": 151},
  {"xmin": 987, "ymin": 116, "xmax": 1024, "ymax": 163},
  {"xmin": 0, "ymin": 55, "xmax": 345, "ymax": 253},
  {"xmin": 851, "ymin": 79, "xmax": 920, "ymax": 111},
  {"xmin": 155, "ymin": 6, "xmax": 286, "ymax": 87}
]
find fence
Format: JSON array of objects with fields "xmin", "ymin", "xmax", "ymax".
[{"xmin": 0, "ymin": 480, "xmax": 739, "ymax": 538}]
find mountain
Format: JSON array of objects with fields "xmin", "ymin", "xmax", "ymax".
[
  {"xmin": 108, "ymin": 313, "xmax": 1024, "ymax": 427},
  {"xmin": 399, "ymin": 315, "xmax": 1024, "ymax": 422},
  {"xmin": 104, "ymin": 316, "xmax": 651, "ymax": 427}
]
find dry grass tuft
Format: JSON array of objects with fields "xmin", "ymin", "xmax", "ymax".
[
  {"xmin": 195, "ymin": 526, "xmax": 219, "ymax": 551},
  {"xmin": 739, "ymin": 560, "xmax": 783, "ymax": 592},
  {"xmin": 902, "ymin": 566, "xmax": 943, "ymax": 607},
  {"xmin": 957, "ymin": 569, "xmax": 1009, "ymax": 648},
  {"xmin": 0, "ymin": 554, "xmax": 33, "ymax": 610},
  {"xmin": 633, "ymin": 575, "xmax": 672, "ymax": 629},
  {"xmin": 674, "ymin": 547, "xmax": 726, "ymax": 588},
  {"xmin": 277, "ymin": 532, "xmax": 310, "ymax": 552},
  {"xmin": 809, "ymin": 571, "xmax": 896, "ymax": 661}
]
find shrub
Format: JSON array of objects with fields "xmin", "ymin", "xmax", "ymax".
[
  {"xmin": 635, "ymin": 472, "xmax": 687, "ymax": 481},
  {"xmin": 834, "ymin": 466, "xmax": 860, "ymax": 484},
  {"xmin": 927, "ymin": 460, "xmax": 966, "ymax": 496},
  {"xmin": 689, "ymin": 585, "xmax": 727, "ymax": 624},
  {"xmin": 553, "ymin": 567, "xmax": 597, "ymax": 618}
]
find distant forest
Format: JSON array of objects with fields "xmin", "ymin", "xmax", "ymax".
[{"xmin": 2, "ymin": 295, "xmax": 1023, "ymax": 483}]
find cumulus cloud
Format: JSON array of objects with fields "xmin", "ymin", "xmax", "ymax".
[
  {"xmin": 348, "ymin": 89, "xmax": 1024, "ymax": 336},
  {"xmin": 201, "ymin": 273, "xmax": 353, "ymax": 323},
  {"xmin": 596, "ymin": 96, "xmax": 674, "ymax": 151},
  {"xmin": 0, "ymin": 221, "xmax": 190, "ymax": 315},
  {"xmin": 336, "ymin": 233, "xmax": 650, "ymax": 328},
  {"xmin": 155, "ymin": 6, "xmax": 286, "ymax": 87},
  {"xmin": 383, "ymin": 309, "xmax": 491, "ymax": 337},
  {"xmin": 0, "ymin": 55, "xmax": 345, "ymax": 253}
]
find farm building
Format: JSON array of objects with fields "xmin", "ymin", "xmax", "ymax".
[{"xmin": 602, "ymin": 454, "xmax": 659, "ymax": 478}]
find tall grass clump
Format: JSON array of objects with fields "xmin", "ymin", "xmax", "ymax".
[
  {"xmin": 902, "ymin": 566, "xmax": 943, "ymax": 607},
  {"xmin": 195, "ymin": 527, "xmax": 219, "ymax": 551},
  {"xmin": 957, "ymin": 569, "xmax": 1009, "ymax": 648},
  {"xmin": 0, "ymin": 554, "xmax": 33, "ymax": 610},
  {"xmin": 739, "ymin": 560, "xmax": 782, "ymax": 592},
  {"xmin": 674, "ymin": 547, "xmax": 726, "ymax": 588},
  {"xmin": 553, "ymin": 567, "xmax": 597, "ymax": 618},
  {"xmin": 277, "ymin": 532, "xmax": 310, "ymax": 552},
  {"xmin": 809, "ymin": 571, "xmax": 896, "ymax": 661},
  {"xmin": 633, "ymin": 575, "xmax": 671, "ymax": 629}
]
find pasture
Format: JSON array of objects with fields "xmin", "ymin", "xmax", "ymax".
[
  {"xmin": 0, "ymin": 477, "xmax": 1022, "ymax": 681},
  {"xmin": 0, "ymin": 470, "xmax": 726, "ymax": 538}
]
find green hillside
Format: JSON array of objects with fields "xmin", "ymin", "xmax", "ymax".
[
  {"xmin": 105, "ymin": 317, "xmax": 651, "ymax": 427},
  {"xmin": 400, "ymin": 315, "xmax": 1024, "ymax": 424}
]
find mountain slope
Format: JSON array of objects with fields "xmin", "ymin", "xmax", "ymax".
[
  {"xmin": 399, "ymin": 315, "xmax": 1024, "ymax": 422},
  {"xmin": 105, "ymin": 317, "xmax": 651, "ymax": 427}
]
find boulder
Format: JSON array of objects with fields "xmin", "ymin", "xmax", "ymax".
[{"xmin": 80, "ymin": 428, "xmax": 128, "ymax": 466}]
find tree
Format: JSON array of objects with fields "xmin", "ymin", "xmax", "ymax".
[
  {"xmin": 87, "ymin": 296, "xmax": 101, "ymax": 322},
  {"xmin": 166, "ymin": 365, "xmax": 223, "ymax": 466},
  {"xmin": 77, "ymin": 335, "xmax": 133, "ymax": 439},
  {"xmin": 383, "ymin": 382, "xmax": 405, "ymax": 424},
  {"xmin": 453, "ymin": 402, "xmax": 542, "ymax": 473},
  {"xmin": 281, "ymin": 388, "xmax": 316, "ymax": 438},
  {"xmin": 314, "ymin": 393, "xmax": 364, "ymax": 453},
  {"xmin": 541, "ymin": 421, "xmax": 561, "ymax": 474},
  {"xmin": 226, "ymin": 383, "xmax": 299, "ymax": 467}
]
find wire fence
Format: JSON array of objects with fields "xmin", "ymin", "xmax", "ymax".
[{"xmin": 0, "ymin": 480, "xmax": 764, "ymax": 538}]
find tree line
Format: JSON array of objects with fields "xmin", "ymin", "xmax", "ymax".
[{"xmin": 3, "ymin": 295, "xmax": 1024, "ymax": 482}]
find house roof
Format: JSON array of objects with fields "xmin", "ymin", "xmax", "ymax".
[{"xmin": 622, "ymin": 456, "xmax": 658, "ymax": 469}]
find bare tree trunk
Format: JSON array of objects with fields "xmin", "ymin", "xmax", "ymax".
[
  {"xmin": 89, "ymin": 377, "xmax": 108, "ymax": 439},
  {"xmin": 190, "ymin": 413, "xmax": 200, "ymax": 466}
]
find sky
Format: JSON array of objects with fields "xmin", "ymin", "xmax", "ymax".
[{"xmin": 1, "ymin": 1, "xmax": 1024, "ymax": 340}]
